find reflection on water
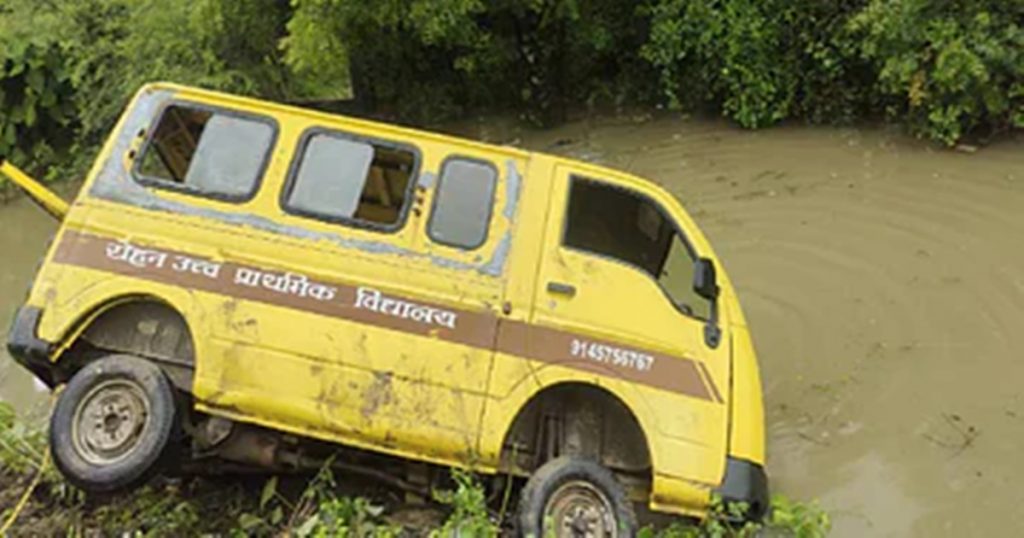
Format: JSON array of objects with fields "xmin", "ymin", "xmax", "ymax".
[{"xmin": 2, "ymin": 116, "xmax": 1022, "ymax": 536}]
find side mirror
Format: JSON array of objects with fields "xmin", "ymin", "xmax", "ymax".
[{"xmin": 693, "ymin": 257, "xmax": 719, "ymax": 300}]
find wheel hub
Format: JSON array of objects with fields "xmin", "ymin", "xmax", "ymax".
[
  {"xmin": 72, "ymin": 379, "xmax": 151, "ymax": 465},
  {"xmin": 544, "ymin": 480, "xmax": 618, "ymax": 538}
]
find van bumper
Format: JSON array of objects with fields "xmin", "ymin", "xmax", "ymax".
[
  {"xmin": 716, "ymin": 457, "xmax": 769, "ymax": 521},
  {"xmin": 6, "ymin": 305, "xmax": 58, "ymax": 387}
]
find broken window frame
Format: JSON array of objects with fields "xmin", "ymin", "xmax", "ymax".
[
  {"xmin": 426, "ymin": 156, "xmax": 499, "ymax": 251},
  {"xmin": 132, "ymin": 100, "xmax": 279, "ymax": 203},
  {"xmin": 560, "ymin": 175, "xmax": 714, "ymax": 322},
  {"xmin": 280, "ymin": 127, "xmax": 422, "ymax": 234}
]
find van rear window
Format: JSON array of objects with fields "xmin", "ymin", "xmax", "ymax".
[
  {"xmin": 283, "ymin": 132, "xmax": 416, "ymax": 229},
  {"xmin": 137, "ymin": 104, "xmax": 274, "ymax": 200}
]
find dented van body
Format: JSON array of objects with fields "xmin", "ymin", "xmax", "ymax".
[{"xmin": 5, "ymin": 83, "xmax": 767, "ymax": 528}]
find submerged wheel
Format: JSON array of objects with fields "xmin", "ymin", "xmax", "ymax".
[
  {"xmin": 518, "ymin": 456, "xmax": 637, "ymax": 538},
  {"xmin": 50, "ymin": 354, "xmax": 179, "ymax": 493}
]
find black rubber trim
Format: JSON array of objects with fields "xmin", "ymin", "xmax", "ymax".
[
  {"xmin": 6, "ymin": 305, "xmax": 58, "ymax": 387},
  {"xmin": 715, "ymin": 456, "xmax": 769, "ymax": 522}
]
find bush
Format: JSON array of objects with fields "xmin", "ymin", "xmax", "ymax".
[
  {"xmin": 642, "ymin": 0, "xmax": 796, "ymax": 128},
  {"xmin": 1, "ymin": 0, "xmax": 297, "ymax": 181},
  {"xmin": 641, "ymin": 0, "xmax": 1022, "ymax": 142},
  {"xmin": 642, "ymin": 0, "xmax": 881, "ymax": 128},
  {"xmin": 0, "ymin": 0, "xmax": 1020, "ymax": 177},
  {"xmin": 848, "ymin": 0, "xmax": 1024, "ymax": 145},
  {"xmin": 285, "ymin": 0, "xmax": 656, "ymax": 126},
  {"xmin": 0, "ymin": 38, "xmax": 76, "ymax": 179}
]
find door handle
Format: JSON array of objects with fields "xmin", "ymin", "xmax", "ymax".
[{"xmin": 547, "ymin": 282, "xmax": 577, "ymax": 297}]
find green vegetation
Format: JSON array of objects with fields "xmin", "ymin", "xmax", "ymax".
[
  {"xmin": 1, "ymin": 400, "xmax": 831, "ymax": 536},
  {"xmin": 1, "ymin": 0, "xmax": 1020, "ymax": 186},
  {"xmin": 639, "ymin": 496, "xmax": 831, "ymax": 538},
  {"xmin": 0, "ymin": 39, "xmax": 75, "ymax": 179},
  {"xmin": 430, "ymin": 469, "xmax": 496, "ymax": 537},
  {"xmin": 1, "ymin": 0, "xmax": 300, "ymax": 182},
  {"xmin": 848, "ymin": 0, "xmax": 1023, "ymax": 145}
]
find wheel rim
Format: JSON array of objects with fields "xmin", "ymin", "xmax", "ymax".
[
  {"xmin": 71, "ymin": 378, "xmax": 151, "ymax": 465},
  {"xmin": 543, "ymin": 480, "xmax": 619, "ymax": 538}
]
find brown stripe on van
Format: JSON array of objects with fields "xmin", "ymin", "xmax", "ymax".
[
  {"xmin": 52, "ymin": 230, "xmax": 498, "ymax": 349},
  {"xmin": 53, "ymin": 230, "xmax": 720, "ymax": 403},
  {"xmin": 495, "ymin": 320, "xmax": 715, "ymax": 402},
  {"xmin": 695, "ymin": 360, "xmax": 724, "ymax": 404}
]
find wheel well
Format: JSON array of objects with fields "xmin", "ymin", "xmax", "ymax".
[
  {"xmin": 64, "ymin": 299, "xmax": 195, "ymax": 391},
  {"xmin": 499, "ymin": 383, "xmax": 652, "ymax": 496}
]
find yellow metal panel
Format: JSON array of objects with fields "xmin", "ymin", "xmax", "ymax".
[
  {"xmin": 650, "ymin": 473, "xmax": 712, "ymax": 518},
  {"xmin": 728, "ymin": 325, "xmax": 766, "ymax": 464},
  {"xmin": 202, "ymin": 299, "xmax": 491, "ymax": 461}
]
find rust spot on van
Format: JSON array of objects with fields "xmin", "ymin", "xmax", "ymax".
[
  {"xmin": 361, "ymin": 371, "xmax": 394, "ymax": 419},
  {"xmin": 354, "ymin": 332, "xmax": 368, "ymax": 359},
  {"xmin": 216, "ymin": 343, "xmax": 244, "ymax": 391},
  {"xmin": 314, "ymin": 371, "xmax": 347, "ymax": 424}
]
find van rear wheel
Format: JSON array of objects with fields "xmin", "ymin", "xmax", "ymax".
[
  {"xmin": 50, "ymin": 354, "xmax": 179, "ymax": 493},
  {"xmin": 518, "ymin": 456, "xmax": 637, "ymax": 538}
]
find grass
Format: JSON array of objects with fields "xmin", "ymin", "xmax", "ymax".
[{"xmin": 0, "ymin": 401, "xmax": 830, "ymax": 536}]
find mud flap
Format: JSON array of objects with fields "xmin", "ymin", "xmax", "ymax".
[
  {"xmin": 6, "ymin": 305, "xmax": 58, "ymax": 387},
  {"xmin": 715, "ymin": 456, "xmax": 769, "ymax": 522}
]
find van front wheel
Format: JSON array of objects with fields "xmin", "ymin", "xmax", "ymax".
[
  {"xmin": 518, "ymin": 456, "xmax": 637, "ymax": 538},
  {"xmin": 50, "ymin": 354, "xmax": 179, "ymax": 493}
]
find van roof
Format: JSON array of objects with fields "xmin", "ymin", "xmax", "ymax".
[{"xmin": 142, "ymin": 82, "xmax": 649, "ymax": 189}]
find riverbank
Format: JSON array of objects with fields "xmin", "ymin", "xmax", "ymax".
[{"xmin": 0, "ymin": 401, "xmax": 828, "ymax": 536}]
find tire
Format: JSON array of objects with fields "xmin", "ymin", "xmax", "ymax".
[
  {"xmin": 518, "ymin": 456, "xmax": 637, "ymax": 538},
  {"xmin": 49, "ymin": 354, "xmax": 180, "ymax": 493}
]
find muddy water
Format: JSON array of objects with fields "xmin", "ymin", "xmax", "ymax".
[
  {"xmin": 2, "ymin": 117, "xmax": 1023, "ymax": 535},
  {"xmin": 0, "ymin": 192, "xmax": 60, "ymax": 417}
]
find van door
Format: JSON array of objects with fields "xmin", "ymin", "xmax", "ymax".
[
  {"xmin": 531, "ymin": 165, "xmax": 730, "ymax": 482},
  {"xmin": 390, "ymin": 152, "xmax": 523, "ymax": 458}
]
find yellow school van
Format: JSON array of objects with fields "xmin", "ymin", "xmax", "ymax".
[{"xmin": 3, "ymin": 83, "xmax": 767, "ymax": 536}]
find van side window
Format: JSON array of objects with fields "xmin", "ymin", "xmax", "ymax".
[
  {"xmin": 137, "ymin": 104, "xmax": 273, "ymax": 199},
  {"xmin": 428, "ymin": 158, "xmax": 497, "ymax": 249},
  {"xmin": 284, "ymin": 133, "xmax": 416, "ymax": 228},
  {"xmin": 564, "ymin": 177, "xmax": 710, "ymax": 319}
]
